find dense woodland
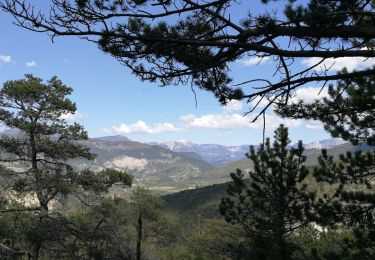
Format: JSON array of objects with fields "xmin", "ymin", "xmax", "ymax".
[{"xmin": 0, "ymin": 0, "xmax": 374, "ymax": 259}]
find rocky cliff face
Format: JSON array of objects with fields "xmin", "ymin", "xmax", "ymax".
[{"xmin": 77, "ymin": 138, "xmax": 213, "ymax": 190}]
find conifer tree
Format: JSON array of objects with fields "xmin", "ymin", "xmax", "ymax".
[
  {"xmin": 220, "ymin": 125, "xmax": 315, "ymax": 259},
  {"xmin": 277, "ymin": 72, "xmax": 375, "ymax": 255},
  {"xmin": 0, "ymin": 74, "xmax": 132, "ymax": 259},
  {"xmin": 277, "ymin": 70, "xmax": 375, "ymax": 252},
  {"xmin": 0, "ymin": 74, "xmax": 94, "ymax": 210},
  {"xmin": 313, "ymin": 149, "xmax": 375, "ymax": 227},
  {"xmin": 130, "ymin": 187, "xmax": 163, "ymax": 260},
  {"xmin": 304, "ymin": 147, "xmax": 375, "ymax": 258}
]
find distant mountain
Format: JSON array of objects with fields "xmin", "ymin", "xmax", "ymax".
[
  {"xmin": 94, "ymin": 135, "xmax": 131, "ymax": 142},
  {"xmin": 75, "ymin": 139, "xmax": 213, "ymax": 192},
  {"xmin": 186, "ymin": 142, "xmax": 374, "ymax": 188},
  {"xmin": 302, "ymin": 138, "xmax": 348, "ymax": 149},
  {"xmin": 0, "ymin": 131, "xmax": 351, "ymax": 168},
  {"xmin": 163, "ymin": 143, "xmax": 375, "ymax": 217},
  {"xmin": 152, "ymin": 138, "xmax": 348, "ymax": 167},
  {"xmin": 152, "ymin": 141, "xmax": 252, "ymax": 167},
  {"xmin": 2, "ymin": 131, "xmax": 371, "ymax": 193},
  {"xmin": 0, "ymin": 128, "xmax": 23, "ymax": 137},
  {"xmin": 353, "ymin": 143, "xmax": 375, "ymax": 153},
  {"xmin": 0, "ymin": 131, "xmax": 213, "ymax": 192}
]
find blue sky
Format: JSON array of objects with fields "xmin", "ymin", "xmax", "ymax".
[{"xmin": 0, "ymin": 1, "xmax": 365, "ymax": 146}]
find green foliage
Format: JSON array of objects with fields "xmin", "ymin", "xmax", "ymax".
[
  {"xmin": 131, "ymin": 187, "xmax": 163, "ymax": 220},
  {"xmin": 0, "ymin": 75, "xmax": 133, "ymax": 259},
  {"xmin": 313, "ymin": 149, "xmax": 375, "ymax": 229},
  {"xmin": 185, "ymin": 219, "xmax": 245, "ymax": 260},
  {"xmin": 103, "ymin": 168, "xmax": 133, "ymax": 186},
  {"xmin": 284, "ymin": 0, "xmax": 372, "ymax": 28},
  {"xmin": 293, "ymin": 228, "xmax": 375, "ymax": 260},
  {"xmin": 220, "ymin": 125, "xmax": 315, "ymax": 259},
  {"xmin": 60, "ymin": 191, "xmax": 170, "ymax": 260},
  {"xmin": 275, "ymin": 72, "xmax": 375, "ymax": 257},
  {"xmin": 78, "ymin": 168, "xmax": 132, "ymax": 192},
  {"xmin": 0, "ymin": 74, "xmax": 95, "ymax": 204},
  {"xmin": 59, "ymin": 198, "xmax": 134, "ymax": 259},
  {"xmin": 163, "ymin": 182, "xmax": 229, "ymax": 219}
]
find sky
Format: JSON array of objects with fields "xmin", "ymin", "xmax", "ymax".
[{"xmin": 0, "ymin": 1, "xmax": 369, "ymax": 146}]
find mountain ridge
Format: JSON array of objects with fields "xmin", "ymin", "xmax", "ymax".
[
  {"xmin": 3, "ymin": 131, "xmax": 371, "ymax": 193},
  {"xmin": 151, "ymin": 138, "xmax": 348, "ymax": 166},
  {"xmin": 93, "ymin": 135, "xmax": 131, "ymax": 142}
]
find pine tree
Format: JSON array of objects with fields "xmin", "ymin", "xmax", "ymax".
[
  {"xmin": 313, "ymin": 150, "xmax": 375, "ymax": 228},
  {"xmin": 0, "ymin": 74, "xmax": 132, "ymax": 259},
  {"xmin": 220, "ymin": 125, "xmax": 315, "ymax": 259},
  {"xmin": 130, "ymin": 187, "xmax": 163, "ymax": 260},
  {"xmin": 277, "ymin": 71, "xmax": 375, "ymax": 256},
  {"xmin": 0, "ymin": 75, "xmax": 93, "ymax": 213}
]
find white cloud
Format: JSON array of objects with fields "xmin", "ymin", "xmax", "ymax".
[
  {"xmin": 106, "ymin": 120, "xmax": 181, "ymax": 134},
  {"xmin": 181, "ymin": 113, "xmax": 247, "ymax": 129},
  {"xmin": 305, "ymin": 120, "xmax": 324, "ymax": 129},
  {"xmin": 26, "ymin": 60, "xmax": 37, "ymax": 67},
  {"xmin": 250, "ymin": 96, "xmax": 273, "ymax": 109},
  {"xmin": 238, "ymin": 56, "xmax": 270, "ymax": 66},
  {"xmin": 0, "ymin": 55, "xmax": 11, "ymax": 63},
  {"xmin": 302, "ymin": 56, "xmax": 375, "ymax": 72},
  {"xmin": 291, "ymin": 86, "xmax": 330, "ymax": 104},
  {"xmin": 180, "ymin": 113, "xmax": 302, "ymax": 130},
  {"xmin": 223, "ymin": 99, "xmax": 243, "ymax": 113},
  {"xmin": 60, "ymin": 112, "xmax": 86, "ymax": 121},
  {"xmin": 250, "ymin": 86, "xmax": 330, "ymax": 110}
]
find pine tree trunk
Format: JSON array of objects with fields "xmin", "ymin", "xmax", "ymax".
[
  {"xmin": 33, "ymin": 242, "xmax": 41, "ymax": 260},
  {"xmin": 136, "ymin": 213, "xmax": 142, "ymax": 260},
  {"xmin": 278, "ymin": 231, "xmax": 286, "ymax": 260},
  {"xmin": 30, "ymin": 132, "xmax": 43, "ymax": 260}
]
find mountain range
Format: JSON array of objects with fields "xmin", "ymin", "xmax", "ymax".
[
  {"xmin": 302, "ymin": 138, "xmax": 348, "ymax": 149},
  {"xmin": 78, "ymin": 138, "xmax": 213, "ymax": 192},
  {"xmin": 152, "ymin": 138, "xmax": 348, "ymax": 166},
  {"xmin": 1, "ymin": 132, "xmax": 370, "ymax": 193},
  {"xmin": 151, "ymin": 140, "xmax": 252, "ymax": 167}
]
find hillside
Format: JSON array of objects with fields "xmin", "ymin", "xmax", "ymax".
[
  {"xmin": 1, "ymin": 136, "xmax": 214, "ymax": 193},
  {"xmin": 2, "ymin": 131, "xmax": 371, "ymax": 193},
  {"xmin": 163, "ymin": 182, "xmax": 229, "ymax": 219},
  {"xmin": 73, "ymin": 140, "xmax": 365, "ymax": 193},
  {"xmin": 77, "ymin": 138, "xmax": 213, "ymax": 192},
  {"xmin": 174, "ymin": 142, "xmax": 357, "ymax": 188},
  {"xmin": 163, "ymin": 142, "xmax": 373, "ymax": 220}
]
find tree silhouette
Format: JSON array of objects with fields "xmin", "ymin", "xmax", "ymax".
[{"xmin": 2, "ymin": 0, "xmax": 375, "ymax": 117}]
